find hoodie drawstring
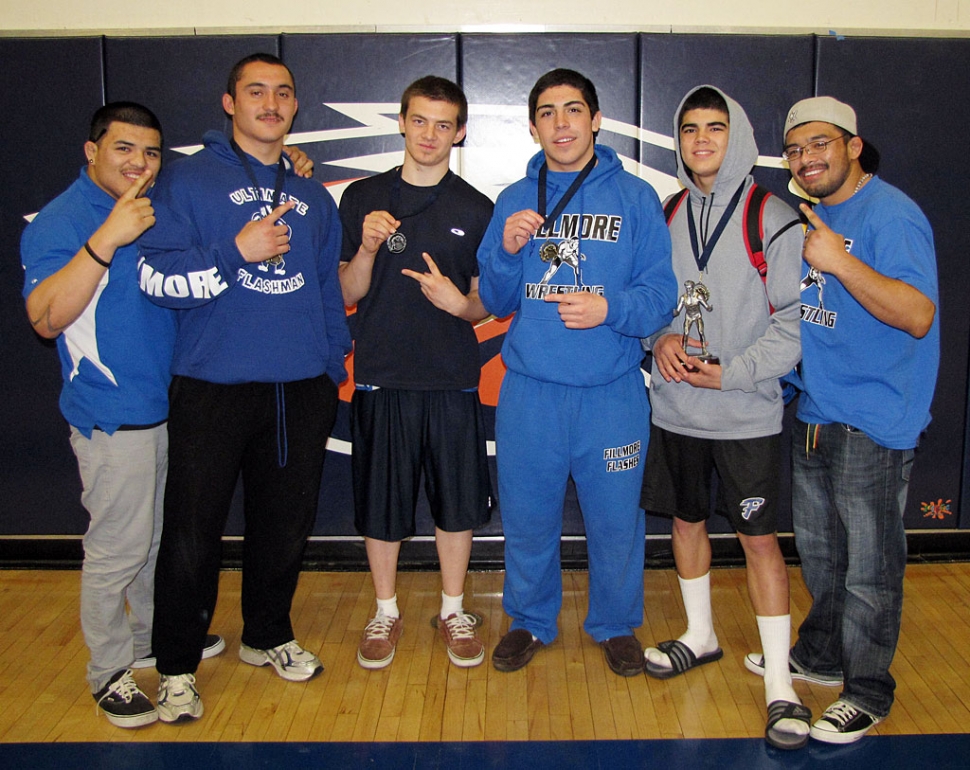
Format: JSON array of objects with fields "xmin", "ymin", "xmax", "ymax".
[{"xmin": 699, "ymin": 193, "xmax": 715, "ymax": 250}]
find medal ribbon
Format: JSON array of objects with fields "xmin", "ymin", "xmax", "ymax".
[
  {"xmin": 686, "ymin": 182, "xmax": 745, "ymax": 273},
  {"xmin": 231, "ymin": 140, "xmax": 286, "ymax": 213},
  {"xmin": 537, "ymin": 154, "xmax": 597, "ymax": 234},
  {"xmin": 389, "ymin": 168, "xmax": 452, "ymax": 223}
]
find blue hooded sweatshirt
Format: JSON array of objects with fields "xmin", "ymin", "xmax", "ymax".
[
  {"xmin": 138, "ymin": 130, "xmax": 350, "ymax": 386},
  {"xmin": 477, "ymin": 144, "xmax": 675, "ymax": 387}
]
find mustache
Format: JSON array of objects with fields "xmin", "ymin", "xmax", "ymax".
[{"xmin": 798, "ymin": 162, "xmax": 828, "ymax": 176}]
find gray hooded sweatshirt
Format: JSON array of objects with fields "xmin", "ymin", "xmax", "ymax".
[{"xmin": 646, "ymin": 85, "xmax": 802, "ymax": 439}]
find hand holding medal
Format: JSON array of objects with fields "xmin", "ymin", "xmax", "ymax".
[
  {"xmin": 502, "ymin": 209, "xmax": 545, "ymax": 255},
  {"xmin": 360, "ymin": 210, "xmax": 402, "ymax": 257}
]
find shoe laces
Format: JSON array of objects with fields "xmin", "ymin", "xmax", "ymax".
[
  {"xmin": 825, "ymin": 701, "xmax": 860, "ymax": 726},
  {"xmin": 363, "ymin": 614, "xmax": 397, "ymax": 641},
  {"xmin": 274, "ymin": 640, "xmax": 309, "ymax": 662},
  {"xmin": 444, "ymin": 612, "xmax": 477, "ymax": 640},
  {"xmin": 101, "ymin": 670, "xmax": 139, "ymax": 705},
  {"xmin": 160, "ymin": 672, "xmax": 196, "ymax": 697}
]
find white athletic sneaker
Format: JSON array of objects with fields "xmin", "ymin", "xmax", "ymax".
[
  {"xmin": 239, "ymin": 639, "xmax": 323, "ymax": 682},
  {"xmin": 156, "ymin": 673, "xmax": 203, "ymax": 723}
]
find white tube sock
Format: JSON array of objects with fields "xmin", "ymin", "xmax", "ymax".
[
  {"xmin": 376, "ymin": 594, "xmax": 400, "ymax": 619},
  {"xmin": 440, "ymin": 591, "xmax": 464, "ymax": 620},
  {"xmin": 757, "ymin": 614, "xmax": 807, "ymax": 737}
]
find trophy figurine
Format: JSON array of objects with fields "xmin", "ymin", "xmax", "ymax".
[{"xmin": 674, "ymin": 280, "xmax": 718, "ymax": 368}]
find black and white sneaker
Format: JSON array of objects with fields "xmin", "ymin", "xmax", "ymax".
[
  {"xmin": 133, "ymin": 633, "xmax": 226, "ymax": 670},
  {"xmin": 93, "ymin": 669, "xmax": 157, "ymax": 728},
  {"xmin": 811, "ymin": 699, "xmax": 881, "ymax": 743},
  {"xmin": 743, "ymin": 652, "xmax": 843, "ymax": 687}
]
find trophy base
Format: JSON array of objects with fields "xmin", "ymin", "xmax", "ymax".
[{"xmin": 681, "ymin": 354, "xmax": 719, "ymax": 372}]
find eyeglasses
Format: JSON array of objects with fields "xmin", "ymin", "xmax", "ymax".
[{"xmin": 781, "ymin": 134, "xmax": 848, "ymax": 162}]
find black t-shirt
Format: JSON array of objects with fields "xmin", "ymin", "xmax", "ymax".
[{"xmin": 339, "ymin": 168, "xmax": 494, "ymax": 390}]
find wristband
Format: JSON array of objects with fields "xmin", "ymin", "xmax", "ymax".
[{"xmin": 84, "ymin": 241, "xmax": 111, "ymax": 269}]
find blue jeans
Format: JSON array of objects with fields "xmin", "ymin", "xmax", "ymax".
[{"xmin": 790, "ymin": 420, "xmax": 911, "ymax": 718}]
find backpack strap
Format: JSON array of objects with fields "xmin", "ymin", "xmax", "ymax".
[
  {"xmin": 742, "ymin": 184, "xmax": 797, "ymax": 314},
  {"xmin": 663, "ymin": 188, "xmax": 689, "ymax": 224},
  {"xmin": 667, "ymin": 185, "xmax": 772, "ymax": 275},
  {"xmin": 743, "ymin": 184, "xmax": 771, "ymax": 282}
]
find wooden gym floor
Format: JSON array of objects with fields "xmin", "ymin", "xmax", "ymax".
[{"xmin": 2, "ymin": 563, "xmax": 969, "ymax": 746}]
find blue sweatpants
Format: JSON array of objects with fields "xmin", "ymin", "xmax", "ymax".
[{"xmin": 495, "ymin": 368, "xmax": 649, "ymax": 644}]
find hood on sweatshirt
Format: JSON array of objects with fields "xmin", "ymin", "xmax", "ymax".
[
  {"xmin": 673, "ymin": 85, "xmax": 758, "ymax": 202},
  {"xmin": 525, "ymin": 141, "xmax": 624, "ymax": 186},
  {"xmin": 202, "ymin": 129, "xmax": 299, "ymax": 174}
]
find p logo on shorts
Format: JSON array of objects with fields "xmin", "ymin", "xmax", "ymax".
[{"xmin": 740, "ymin": 497, "xmax": 766, "ymax": 521}]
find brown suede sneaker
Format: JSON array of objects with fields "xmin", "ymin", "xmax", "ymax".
[
  {"xmin": 357, "ymin": 614, "xmax": 403, "ymax": 669},
  {"xmin": 492, "ymin": 628, "xmax": 544, "ymax": 672},
  {"xmin": 600, "ymin": 635, "xmax": 644, "ymax": 677},
  {"xmin": 439, "ymin": 612, "xmax": 485, "ymax": 667}
]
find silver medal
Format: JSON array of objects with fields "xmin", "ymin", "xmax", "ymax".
[{"xmin": 387, "ymin": 232, "xmax": 407, "ymax": 254}]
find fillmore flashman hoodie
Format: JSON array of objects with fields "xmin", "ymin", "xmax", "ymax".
[{"xmin": 138, "ymin": 130, "xmax": 350, "ymax": 386}]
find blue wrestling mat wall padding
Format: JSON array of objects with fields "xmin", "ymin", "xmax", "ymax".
[{"xmin": 2, "ymin": 33, "xmax": 968, "ymax": 556}]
